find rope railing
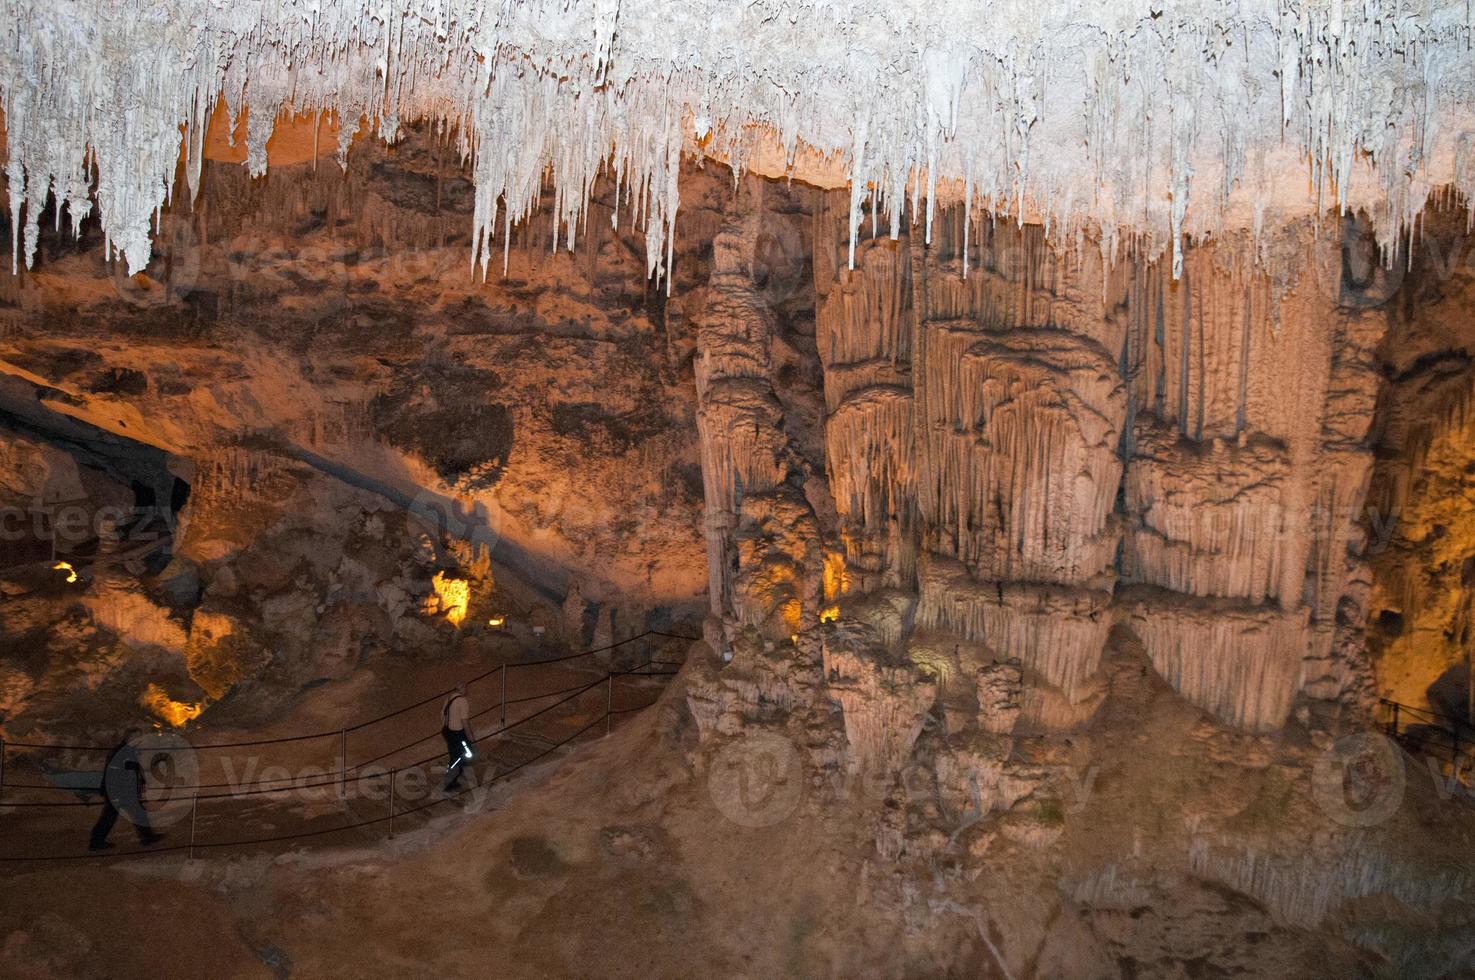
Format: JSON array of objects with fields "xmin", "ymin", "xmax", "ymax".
[
  {"xmin": 0, "ymin": 675, "xmax": 617, "ymax": 808},
  {"xmin": 1, "ymin": 629, "xmax": 696, "ymax": 752},
  {"xmin": 1377, "ymin": 697, "xmax": 1475, "ymax": 735},
  {"xmin": 0, "ymin": 632, "xmax": 694, "ymax": 805},
  {"xmin": 1377, "ymin": 697, "xmax": 1475, "ymax": 777},
  {"xmin": 0, "ymin": 641, "xmax": 690, "ymax": 861},
  {"xmin": 0, "ymin": 697, "xmax": 645, "ymax": 863}
]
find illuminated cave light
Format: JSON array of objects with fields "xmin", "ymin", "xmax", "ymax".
[
  {"xmin": 432, "ymin": 571, "xmax": 471, "ymax": 627},
  {"xmin": 822, "ymin": 552, "xmax": 849, "ymax": 602},
  {"xmin": 140, "ymin": 682, "xmax": 204, "ymax": 727},
  {"xmin": 780, "ymin": 597, "xmax": 802, "ymax": 634},
  {"xmin": 53, "ymin": 561, "xmax": 77, "ymax": 583}
]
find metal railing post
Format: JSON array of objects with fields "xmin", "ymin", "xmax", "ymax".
[
  {"xmin": 388, "ymin": 769, "xmax": 397, "ymax": 839},
  {"xmin": 605, "ymin": 673, "xmax": 613, "ymax": 736},
  {"xmin": 500, "ymin": 665, "xmax": 507, "ymax": 726},
  {"xmin": 189, "ymin": 793, "xmax": 198, "ymax": 860},
  {"xmin": 0, "ymin": 737, "xmax": 6, "ymax": 806},
  {"xmin": 338, "ymin": 730, "xmax": 348, "ymax": 800},
  {"xmin": 1391, "ymin": 701, "xmax": 1400, "ymax": 738}
]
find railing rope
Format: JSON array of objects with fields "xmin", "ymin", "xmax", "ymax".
[
  {"xmin": 189, "ymin": 793, "xmax": 199, "ymax": 860},
  {"xmin": 1380, "ymin": 698, "xmax": 1475, "ymax": 777},
  {"xmin": 0, "ymin": 682, "xmax": 669, "ymax": 863},
  {"xmin": 0, "ymin": 631, "xmax": 696, "ymax": 862},
  {"xmin": 338, "ymin": 730, "xmax": 348, "ymax": 801},
  {"xmin": 387, "ymin": 770, "xmax": 397, "ymax": 840},
  {"xmin": 1, "ymin": 629, "xmax": 698, "ymax": 753}
]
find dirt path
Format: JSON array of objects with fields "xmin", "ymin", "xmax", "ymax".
[{"xmin": 0, "ymin": 635, "xmax": 685, "ymax": 864}]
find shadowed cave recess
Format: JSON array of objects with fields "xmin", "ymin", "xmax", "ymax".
[{"xmin": 3, "ymin": 2, "xmax": 1475, "ymax": 977}]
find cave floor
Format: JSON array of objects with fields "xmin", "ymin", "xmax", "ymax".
[{"xmin": 2, "ymin": 633, "xmax": 1473, "ymax": 979}]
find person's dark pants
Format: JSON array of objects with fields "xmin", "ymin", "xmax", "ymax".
[
  {"xmin": 442, "ymin": 727, "xmax": 470, "ymax": 790},
  {"xmin": 90, "ymin": 796, "xmax": 156, "ymax": 847}
]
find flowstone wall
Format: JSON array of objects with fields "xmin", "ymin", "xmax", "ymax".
[{"xmin": 696, "ymin": 192, "xmax": 1410, "ymax": 751}]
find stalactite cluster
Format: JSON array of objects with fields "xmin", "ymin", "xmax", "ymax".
[{"xmin": 3, "ymin": 1, "xmax": 1473, "ymax": 288}]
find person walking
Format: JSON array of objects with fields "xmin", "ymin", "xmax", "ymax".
[
  {"xmin": 441, "ymin": 683, "xmax": 475, "ymax": 792},
  {"xmin": 89, "ymin": 730, "xmax": 164, "ymax": 850}
]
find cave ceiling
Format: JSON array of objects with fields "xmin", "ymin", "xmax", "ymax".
[{"xmin": 1, "ymin": 0, "xmax": 1472, "ymax": 282}]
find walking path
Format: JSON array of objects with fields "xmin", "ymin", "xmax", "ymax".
[{"xmin": 0, "ymin": 630, "xmax": 694, "ymax": 863}]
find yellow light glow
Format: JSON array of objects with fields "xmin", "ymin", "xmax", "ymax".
[
  {"xmin": 53, "ymin": 561, "xmax": 77, "ymax": 583},
  {"xmin": 487, "ymin": 615, "xmax": 506, "ymax": 627},
  {"xmin": 819, "ymin": 604, "xmax": 840, "ymax": 624},
  {"xmin": 780, "ymin": 598, "xmax": 802, "ymax": 633},
  {"xmin": 432, "ymin": 571, "xmax": 470, "ymax": 627},
  {"xmin": 140, "ymin": 683, "xmax": 204, "ymax": 727},
  {"xmin": 822, "ymin": 552, "xmax": 849, "ymax": 601}
]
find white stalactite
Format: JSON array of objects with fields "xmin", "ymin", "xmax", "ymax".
[{"xmin": 3, "ymin": 1, "xmax": 1473, "ymax": 280}]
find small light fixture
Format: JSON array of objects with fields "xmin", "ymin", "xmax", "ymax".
[
  {"xmin": 487, "ymin": 615, "xmax": 506, "ymax": 628},
  {"xmin": 53, "ymin": 561, "xmax": 77, "ymax": 583}
]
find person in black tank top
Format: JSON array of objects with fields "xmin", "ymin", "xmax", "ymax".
[{"xmin": 441, "ymin": 683, "xmax": 474, "ymax": 791}]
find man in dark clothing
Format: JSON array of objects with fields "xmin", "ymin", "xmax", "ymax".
[
  {"xmin": 89, "ymin": 731, "xmax": 164, "ymax": 850},
  {"xmin": 441, "ymin": 683, "xmax": 475, "ymax": 792}
]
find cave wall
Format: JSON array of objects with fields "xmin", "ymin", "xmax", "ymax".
[
  {"xmin": 6, "ymin": 139, "xmax": 1473, "ymax": 747},
  {"xmin": 0, "ymin": 128, "xmax": 716, "ymax": 735},
  {"xmin": 1363, "ymin": 206, "xmax": 1475, "ymax": 726},
  {"xmin": 697, "ymin": 190, "xmax": 1432, "ymax": 744}
]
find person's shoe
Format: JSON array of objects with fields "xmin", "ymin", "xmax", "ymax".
[
  {"xmin": 139, "ymin": 832, "xmax": 164, "ymax": 846},
  {"xmin": 88, "ymin": 840, "xmax": 115, "ymax": 851}
]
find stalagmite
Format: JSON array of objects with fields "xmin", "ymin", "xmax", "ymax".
[
  {"xmin": 821, "ymin": 620, "xmax": 936, "ymax": 774},
  {"xmin": 693, "ymin": 184, "xmax": 823, "ymax": 642}
]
